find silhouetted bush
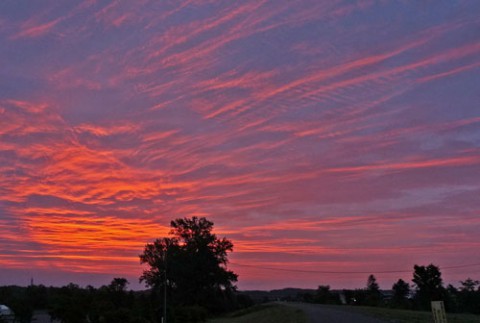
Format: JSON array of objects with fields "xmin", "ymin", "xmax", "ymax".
[
  {"xmin": 314, "ymin": 285, "xmax": 341, "ymax": 305},
  {"xmin": 174, "ymin": 305, "xmax": 207, "ymax": 323}
]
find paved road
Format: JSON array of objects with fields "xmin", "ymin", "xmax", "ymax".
[
  {"xmin": 31, "ymin": 310, "xmax": 60, "ymax": 323},
  {"xmin": 287, "ymin": 303, "xmax": 388, "ymax": 323}
]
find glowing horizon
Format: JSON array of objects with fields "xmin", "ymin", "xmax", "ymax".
[{"xmin": 1, "ymin": 1, "xmax": 479, "ymax": 290}]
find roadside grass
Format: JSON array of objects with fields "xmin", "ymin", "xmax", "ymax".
[
  {"xmin": 349, "ymin": 306, "xmax": 480, "ymax": 323},
  {"xmin": 208, "ymin": 303, "xmax": 308, "ymax": 323}
]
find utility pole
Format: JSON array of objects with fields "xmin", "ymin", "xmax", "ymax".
[{"xmin": 163, "ymin": 249, "xmax": 167, "ymax": 323}]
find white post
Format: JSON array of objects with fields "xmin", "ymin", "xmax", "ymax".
[{"xmin": 431, "ymin": 301, "xmax": 448, "ymax": 323}]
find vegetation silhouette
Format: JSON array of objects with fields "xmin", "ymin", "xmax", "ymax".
[
  {"xmin": 314, "ymin": 285, "xmax": 341, "ymax": 305},
  {"xmin": 412, "ymin": 264, "xmax": 446, "ymax": 310},
  {"xmin": 139, "ymin": 216, "xmax": 240, "ymax": 321},
  {"xmin": 295, "ymin": 263, "xmax": 480, "ymax": 316},
  {"xmin": 391, "ymin": 278, "xmax": 410, "ymax": 308},
  {"xmin": 366, "ymin": 274, "xmax": 382, "ymax": 306}
]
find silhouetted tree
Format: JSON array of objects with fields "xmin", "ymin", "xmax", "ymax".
[
  {"xmin": 366, "ymin": 274, "xmax": 382, "ymax": 306},
  {"xmin": 412, "ymin": 264, "xmax": 445, "ymax": 310},
  {"xmin": 445, "ymin": 284, "xmax": 460, "ymax": 313},
  {"xmin": 367, "ymin": 275, "xmax": 380, "ymax": 293},
  {"xmin": 314, "ymin": 285, "xmax": 340, "ymax": 304},
  {"xmin": 458, "ymin": 278, "xmax": 480, "ymax": 314},
  {"xmin": 139, "ymin": 217, "xmax": 238, "ymax": 316},
  {"xmin": 109, "ymin": 278, "xmax": 129, "ymax": 293},
  {"xmin": 107, "ymin": 278, "xmax": 131, "ymax": 309},
  {"xmin": 49, "ymin": 283, "xmax": 88, "ymax": 323},
  {"xmin": 391, "ymin": 279, "xmax": 410, "ymax": 308},
  {"xmin": 315, "ymin": 285, "xmax": 331, "ymax": 304},
  {"xmin": 460, "ymin": 278, "xmax": 480, "ymax": 292}
]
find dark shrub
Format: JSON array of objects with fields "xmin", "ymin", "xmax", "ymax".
[{"xmin": 174, "ymin": 306, "xmax": 207, "ymax": 323}]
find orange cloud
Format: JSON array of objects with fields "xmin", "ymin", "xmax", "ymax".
[
  {"xmin": 0, "ymin": 211, "xmax": 170, "ymax": 273},
  {"xmin": 23, "ymin": 214, "xmax": 169, "ymax": 251},
  {"xmin": 74, "ymin": 123, "xmax": 139, "ymax": 137}
]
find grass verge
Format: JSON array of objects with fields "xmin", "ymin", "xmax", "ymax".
[
  {"xmin": 350, "ymin": 306, "xmax": 480, "ymax": 323},
  {"xmin": 208, "ymin": 303, "xmax": 308, "ymax": 323}
]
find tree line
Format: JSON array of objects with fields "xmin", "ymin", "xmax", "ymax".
[
  {"xmin": 299, "ymin": 264, "xmax": 480, "ymax": 314},
  {"xmin": 1, "ymin": 278, "xmax": 147, "ymax": 323}
]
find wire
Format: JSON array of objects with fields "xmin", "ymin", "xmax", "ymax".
[
  {"xmin": 229, "ymin": 262, "xmax": 480, "ymax": 275},
  {"xmin": 441, "ymin": 262, "xmax": 480, "ymax": 270},
  {"xmin": 230, "ymin": 263, "xmax": 410, "ymax": 274}
]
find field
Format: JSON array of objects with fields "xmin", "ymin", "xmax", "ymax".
[
  {"xmin": 350, "ymin": 305, "xmax": 480, "ymax": 323},
  {"xmin": 209, "ymin": 303, "xmax": 480, "ymax": 323},
  {"xmin": 208, "ymin": 304, "xmax": 308, "ymax": 323}
]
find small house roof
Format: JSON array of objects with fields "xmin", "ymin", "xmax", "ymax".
[{"xmin": 0, "ymin": 304, "xmax": 14, "ymax": 314}]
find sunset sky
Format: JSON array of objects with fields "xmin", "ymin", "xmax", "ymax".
[{"xmin": 1, "ymin": 1, "xmax": 480, "ymax": 291}]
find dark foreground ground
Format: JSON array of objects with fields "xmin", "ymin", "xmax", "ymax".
[{"xmin": 286, "ymin": 303, "xmax": 388, "ymax": 323}]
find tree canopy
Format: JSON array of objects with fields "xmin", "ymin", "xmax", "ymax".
[
  {"xmin": 366, "ymin": 274, "xmax": 382, "ymax": 306},
  {"xmin": 139, "ymin": 217, "xmax": 238, "ymax": 312},
  {"xmin": 392, "ymin": 279, "xmax": 410, "ymax": 308},
  {"xmin": 412, "ymin": 264, "xmax": 445, "ymax": 309},
  {"xmin": 367, "ymin": 274, "xmax": 380, "ymax": 293}
]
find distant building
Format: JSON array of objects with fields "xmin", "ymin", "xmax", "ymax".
[{"xmin": 0, "ymin": 304, "xmax": 15, "ymax": 323}]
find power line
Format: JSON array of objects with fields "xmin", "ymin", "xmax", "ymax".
[
  {"xmin": 441, "ymin": 262, "xmax": 480, "ymax": 270},
  {"xmin": 230, "ymin": 262, "xmax": 410, "ymax": 274},
  {"xmin": 229, "ymin": 262, "xmax": 480, "ymax": 275}
]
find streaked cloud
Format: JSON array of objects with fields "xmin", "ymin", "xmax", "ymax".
[{"xmin": 0, "ymin": 0, "xmax": 479, "ymax": 289}]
